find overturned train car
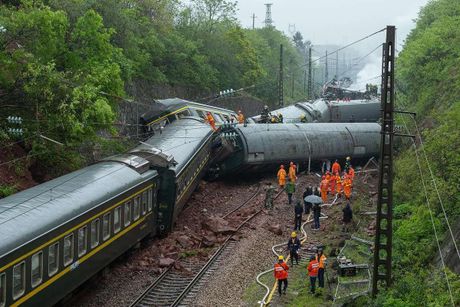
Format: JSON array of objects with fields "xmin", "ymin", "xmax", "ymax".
[
  {"xmin": 252, "ymin": 98, "xmax": 380, "ymax": 124},
  {"xmin": 213, "ymin": 122, "xmax": 380, "ymax": 176}
]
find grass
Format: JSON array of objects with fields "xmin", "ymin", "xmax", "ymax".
[{"xmin": 0, "ymin": 185, "xmax": 16, "ymax": 198}]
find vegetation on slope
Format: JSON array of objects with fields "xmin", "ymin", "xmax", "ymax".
[
  {"xmin": 0, "ymin": 0, "xmax": 312, "ymax": 179},
  {"xmin": 366, "ymin": 0, "xmax": 460, "ymax": 305}
]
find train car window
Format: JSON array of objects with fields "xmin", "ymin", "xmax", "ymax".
[
  {"xmin": 177, "ymin": 109, "xmax": 191, "ymax": 119},
  {"xmin": 91, "ymin": 219, "xmax": 100, "ymax": 248},
  {"xmin": 133, "ymin": 196, "xmax": 140, "ymax": 220},
  {"xmin": 102, "ymin": 213, "xmax": 111, "ymax": 241},
  {"xmin": 114, "ymin": 206, "xmax": 121, "ymax": 233},
  {"xmin": 63, "ymin": 234, "xmax": 74, "ymax": 266},
  {"xmin": 223, "ymin": 114, "xmax": 230, "ymax": 122},
  {"xmin": 124, "ymin": 201, "xmax": 132, "ymax": 227},
  {"xmin": 0, "ymin": 273, "xmax": 5, "ymax": 307},
  {"xmin": 78, "ymin": 226, "xmax": 87, "ymax": 257},
  {"xmin": 196, "ymin": 110, "xmax": 206, "ymax": 119},
  {"xmin": 31, "ymin": 252, "xmax": 43, "ymax": 288},
  {"xmin": 214, "ymin": 114, "xmax": 224, "ymax": 122},
  {"xmin": 48, "ymin": 243, "xmax": 59, "ymax": 276},
  {"xmin": 12, "ymin": 261, "xmax": 25, "ymax": 299},
  {"xmin": 142, "ymin": 192, "xmax": 148, "ymax": 215}
]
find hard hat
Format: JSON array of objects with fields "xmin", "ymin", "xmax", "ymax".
[
  {"xmin": 278, "ymin": 255, "xmax": 284, "ymax": 261},
  {"xmin": 238, "ymin": 110, "xmax": 242, "ymax": 113},
  {"xmin": 290, "ymin": 161, "xmax": 294, "ymax": 165},
  {"xmin": 300, "ymin": 114, "xmax": 306, "ymax": 118},
  {"xmin": 291, "ymin": 231, "xmax": 297, "ymax": 238},
  {"xmin": 264, "ymin": 105, "xmax": 268, "ymax": 109},
  {"xmin": 278, "ymin": 113, "xmax": 282, "ymax": 116},
  {"xmin": 280, "ymin": 165, "xmax": 284, "ymax": 168},
  {"xmin": 346, "ymin": 156, "xmax": 351, "ymax": 160}
]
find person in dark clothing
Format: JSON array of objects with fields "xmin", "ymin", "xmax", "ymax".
[
  {"xmin": 294, "ymin": 201, "xmax": 303, "ymax": 231},
  {"xmin": 312, "ymin": 202, "xmax": 321, "ymax": 230},
  {"xmin": 314, "ymin": 187, "xmax": 321, "ymax": 197},
  {"xmin": 342, "ymin": 202, "xmax": 353, "ymax": 232},
  {"xmin": 303, "ymin": 186, "xmax": 313, "ymax": 214},
  {"xmin": 287, "ymin": 232, "xmax": 301, "ymax": 265}
]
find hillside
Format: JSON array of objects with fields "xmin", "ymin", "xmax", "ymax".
[{"xmin": 368, "ymin": 0, "xmax": 460, "ymax": 305}]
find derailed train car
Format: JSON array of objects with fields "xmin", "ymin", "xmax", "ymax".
[
  {"xmin": 213, "ymin": 122, "xmax": 380, "ymax": 176},
  {"xmin": 252, "ymin": 98, "xmax": 380, "ymax": 123}
]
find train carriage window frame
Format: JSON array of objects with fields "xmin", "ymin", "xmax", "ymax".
[
  {"xmin": 12, "ymin": 261, "xmax": 25, "ymax": 300},
  {"xmin": 124, "ymin": 201, "xmax": 132, "ymax": 227},
  {"xmin": 133, "ymin": 196, "xmax": 140, "ymax": 220},
  {"xmin": 91, "ymin": 219, "xmax": 100, "ymax": 249},
  {"xmin": 63, "ymin": 234, "xmax": 74, "ymax": 267},
  {"xmin": 31, "ymin": 251, "xmax": 43, "ymax": 288},
  {"xmin": 78, "ymin": 226, "xmax": 88, "ymax": 257},
  {"xmin": 177, "ymin": 109, "xmax": 191, "ymax": 119},
  {"xmin": 102, "ymin": 213, "xmax": 111, "ymax": 241},
  {"xmin": 48, "ymin": 242, "xmax": 59, "ymax": 277},
  {"xmin": 142, "ymin": 191, "xmax": 148, "ymax": 215},
  {"xmin": 114, "ymin": 206, "xmax": 121, "ymax": 234},
  {"xmin": 0, "ymin": 272, "xmax": 5, "ymax": 307}
]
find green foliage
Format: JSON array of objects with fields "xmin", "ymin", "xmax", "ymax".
[
  {"xmin": 0, "ymin": 185, "xmax": 16, "ymax": 198},
  {"xmin": 379, "ymin": 0, "xmax": 460, "ymax": 305}
]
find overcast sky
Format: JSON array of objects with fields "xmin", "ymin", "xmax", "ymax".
[
  {"xmin": 235, "ymin": 0, "xmax": 429, "ymax": 89},
  {"xmin": 236, "ymin": 0, "xmax": 429, "ymax": 47}
]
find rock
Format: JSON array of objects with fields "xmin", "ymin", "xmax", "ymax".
[
  {"xmin": 139, "ymin": 260, "xmax": 149, "ymax": 267},
  {"xmin": 158, "ymin": 257, "xmax": 175, "ymax": 268},
  {"xmin": 267, "ymin": 224, "xmax": 283, "ymax": 236},
  {"xmin": 174, "ymin": 262, "xmax": 184, "ymax": 271},
  {"xmin": 202, "ymin": 234, "xmax": 217, "ymax": 247},
  {"xmin": 202, "ymin": 216, "xmax": 237, "ymax": 235},
  {"xmin": 176, "ymin": 235, "xmax": 194, "ymax": 248}
]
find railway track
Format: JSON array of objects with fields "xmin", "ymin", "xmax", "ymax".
[{"xmin": 130, "ymin": 188, "xmax": 263, "ymax": 307}]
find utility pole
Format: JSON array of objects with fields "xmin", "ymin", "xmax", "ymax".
[
  {"xmin": 308, "ymin": 47, "xmax": 312, "ymax": 100},
  {"xmin": 252, "ymin": 13, "xmax": 256, "ymax": 29},
  {"xmin": 325, "ymin": 50, "xmax": 329, "ymax": 84},
  {"xmin": 372, "ymin": 25, "xmax": 396, "ymax": 297},
  {"xmin": 264, "ymin": 3, "xmax": 273, "ymax": 28},
  {"xmin": 278, "ymin": 44, "xmax": 284, "ymax": 107},
  {"xmin": 336, "ymin": 50, "xmax": 339, "ymax": 80}
]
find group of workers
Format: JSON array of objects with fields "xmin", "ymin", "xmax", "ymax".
[
  {"xmin": 275, "ymin": 237, "xmax": 328, "ymax": 296},
  {"xmin": 260, "ymin": 105, "xmax": 284, "ymax": 123},
  {"xmin": 320, "ymin": 158, "xmax": 355, "ymax": 203},
  {"xmin": 204, "ymin": 109, "xmax": 246, "ymax": 131},
  {"xmin": 270, "ymin": 157, "xmax": 357, "ymax": 297}
]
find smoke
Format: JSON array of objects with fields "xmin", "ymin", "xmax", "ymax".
[{"xmin": 350, "ymin": 53, "xmax": 382, "ymax": 91}]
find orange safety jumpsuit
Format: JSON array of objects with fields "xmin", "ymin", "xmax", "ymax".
[
  {"xmin": 315, "ymin": 254, "xmax": 327, "ymax": 269},
  {"xmin": 274, "ymin": 261, "xmax": 289, "ymax": 280},
  {"xmin": 336, "ymin": 176, "xmax": 343, "ymax": 196},
  {"xmin": 206, "ymin": 113, "xmax": 217, "ymax": 131},
  {"xmin": 332, "ymin": 162, "xmax": 341, "ymax": 175},
  {"xmin": 329, "ymin": 173, "xmax": 337, "ymax": 195},
  {"xmin": 307, "ymin": 259, "xmax": 319, "ymax": 277},
  {"xmin": 320, "ymin": 178, "xmax": 329, "ymax": 203},
  {"xmin": 277, "ymin": 167, "xmax": 287, "ymax": 188},
  {"xmin": 343, "ymin": 177, "xmax": 352, "ymax": 200},
  {"xmin": 348, "ymin": 167, "xmax": 355, "ymax": 181},
  {"xmin": 237, "ymin": 112, "xmax": 245, "ymax": 124},
  {"xmin": 288, "ymin": 164, "xmax": 297, "ymax": 183},
  {"xmin": 325, "ymin": 173, "xmax": 331, "ymax": 193}
]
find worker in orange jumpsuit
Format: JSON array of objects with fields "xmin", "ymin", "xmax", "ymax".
[
  {"xmin": 277, "ymin": 165, "xmax": 287, "ymax": 189},
  {"xmin": 320, "ymin": 176, "xmax": 329, "ymax": 203},
  {"xmin": 288, "ymin": 162, "xmax": 297, "ymax": 183},
  {"xmin": 274, "ymin": 255, "xmax": 289, "ymax": 296},
  {"xmin": 343, "ymin": 176, "xmax": 353, "ymax": 200},
  {"xmin": 348, "ymin": 165, "xmax": 355, "ymax": 181},
  {"xmin": 237, "ymin": 110, "xmax": 245, "ymax": 124},
  {"xmin": 336, "ymin": 175, "xmax": 343, "ymax": 198},
  {"xmin": 329, "ymin": 172, "xmax": 337, "ymax": 196},
  {"xmin": 331, "ymin": 159, "xmax": 341, "ymax": 175},
  {"xmin": 307, "ymin": 255, "xmax": 320, "ymax": 294},
  {"xmin": 206, "ymin": 112, "xmax": 217, "ymax": 131},
  {"xmin": 325, "ymin": 171, "xmax": 331, "ymax": 194}
]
